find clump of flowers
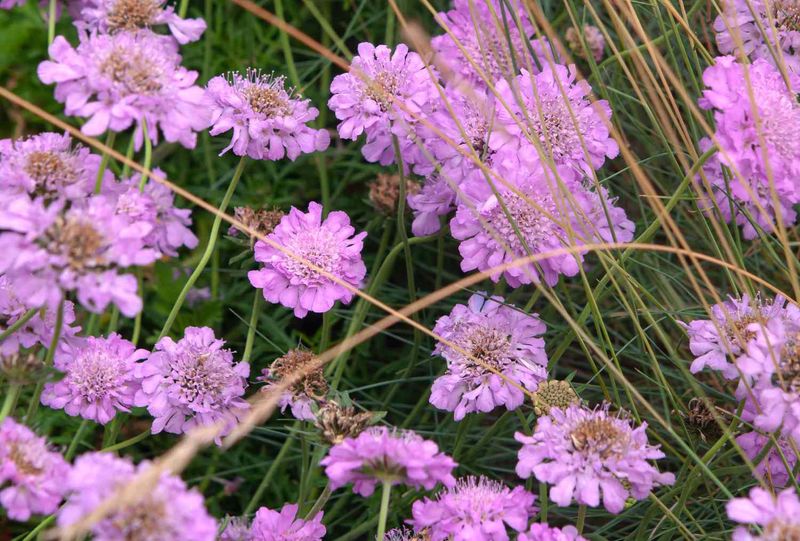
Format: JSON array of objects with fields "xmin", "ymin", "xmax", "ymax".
[
  {"xmin": 41, "ymin": 333, "xmax": 147, "ymax": 425},
  {"xmin": 515, "ymin": 403, "xmax": 675, "ymax": 513},
  {"xmin": 736, "ymin": 430, "xmax": 798, "ymax": 487},
  {"xmin": 518, "ymin": 524, "xmax": 587, "ymax": 541},
  {"xmin": 726, "ymin": 486, "xmax": 800, "ymax": 540},
  {"xmin": 314, "ymin": 401, "xmax": 374, "ymax": 445},
  {"xmin": 248, "ymin": 201, "xmax": 367, "ymax": 318},
  {"xmin": 430, "ymin": 292, "xmax": 548, "ymax": 420},
  {"xmin": 134, "ymin": 326, "xmax": 249, "ymax": 440},
  {"xmin": 259, "ymin": 348, "xmax": 328, "ymax": 421},
  {"xmin": 409, "ymin": 475, "xmax": 537, "ymax": 540},
  {"xmin": 0, "ymin": 418, "xmax": 69, "ymax": 521},
  {"xmin": 78, "ymin": 0, "xmax": 206, "ymax": 44},
  {"xmin": 206, "ymin": 69, "xmax": 329, "ymax": 160},
  {"xmin": 320, "ymin": 426, "xmax": 457, "ymax": 496},
  {"xmin": 369, "ymin": 172, "xmax": 420, "ymax": 215},
  {"xmin": 38, "ymin": 30, "xmax": 209, "ymax": 149},
  {"xmin": 57, "ymin": 452, "xmax": 217, "ymax": 540},
  {"xmin": 566, "ymin": 25, "xmax": 606, "ymax": 62}
]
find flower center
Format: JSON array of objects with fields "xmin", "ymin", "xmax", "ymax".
[
  {"xmin": 100, "ymin": 48, "xmax": 162, "ymax": 95},
  {"xmin": 570, "ymin": 417, "xmax": 628, "ymax": 459},
  {"xmin": 170, "ymin": 351, "xmax": 232, "ymax": 408},
  {"xmin": 762, "ymin": 519, "xmax": 800, "ymax": 541},
  {"xmin": 24, "ymin": 151, "xmax": 79, "ymax": 196},
  {"xmin": 526, "ymin": 93, "xmax": 583, "ymax": 162},
  {"xmin": 487, "ymin": 191, "xmax": 559, "ymax": 254},
  {"xmin": 773, "ymin": 1, "xmax": 800, "ymax": 32},
  {"xmin": 106, "ymin": 0, "xmax": 160, "ymax": 30},
  {"xmin": 759, "ymin": 91, "xmax": 800, "ymax": 159},
  {"xmin": 68, "ymin": 350, "xmax": 125, "ymax": 402},
  {"xmin": 244, "ymin": 84, "xmax": 290, "ymax": 118},
  {"xmin": 43, "ymin": 217, "xmax": 107, "ymax": 271},
  {"xmin": 448, "ymin": 476, "xmax": 504, "ymax": 519},
  {"xmin": 533, "ymin": 380, "xmax": 579, "ymax": 415},
  {"xmin": 9, "ymin": 441, "xmax": 43, "ymax": 476},
  {"xmin": 279, "ymin": 229, "xmax": 340, "ymax": 286},
  {"xmin": 776, "ymin": 335, "xmax": 800, "ymax": 393},
  {"xmin": 723, "ymin": 313, "xmax": 760, "ymax": 351},
  {"xmin": 463, "ymin": 326, "xmax": 512, "ymax": 372},
  {"xmin": 363, "ymin": 71, "xmax": 400, "ymax": 111},
  {"xmin": 112, "ymin": 498, "xmax": 173, "ymax": 541}
]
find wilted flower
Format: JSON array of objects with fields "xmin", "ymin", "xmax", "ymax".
[
  {"xmin": 249, "ymin": 504, "xmax": 326, "ymax": 541},
  {"xmin": 206, "ymin": 69, "xmax": 329, "ymax": 160},
  {"xmin": 726, "ymin": 487, "xmax": 800, "ymax": 541},
  {"xmin": 320, "ymin": 426, "xmax": 457, "ymax": 497},
  {"xmin": 384, "ymin": 527, "xmax": 430, "ymax": 541},
  {"xmin": 566, "ymin": 25, "xmax": 605, "ymax": 62},
  {"xmin": 518, "ymin": 524, "xmax": 587, "ymax": 541},
  {"xmin": 407, "ymin": 173, "xmax": 457, "ymax": 237},
  {"xmin": 369, "ymin": 172, "xmax": 420, "ymax": 215},
  {"xmin": 248, "ymin": 202, "xmax": 367, "ymax": 318},
  {"xmin": 78, "ymin": 0, "xmax": 206, "ymax": 44},
  {"xmin": 0, "ymin": 351, "xmax": 43, "ymax": 385},
  {"xmin": 260, "ymin": 349, "xmax": 328, "ymax": 421},
  {"xmin": 314, "ymin": 401, "xmax": 374, "ymax": 445},
  {"xmin": 736, "ymin": 430, "xmax": 798, "ymax": 488},
  {"xmin": 532, "ymin": 379, "xmax": 581, "ymax": 416},
  {"xmin": 515, "ymin": 403, "xmax": 675, "ymax": 513},
  {"xmin": 228, "ymin": 206, "xmax": 285, "ymax": 240}
]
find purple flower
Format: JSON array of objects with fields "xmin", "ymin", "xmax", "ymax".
[
  {"xmin": 0, "ymin": 0, "xmax": 25, "ymax": 9},
  {"xmin": 41, "ymin": 333, "xmax": 147, "ymax": 424},
  {"xmin": 736, "ymin": 430, "xmax": 798, "ymax": 488},
  {"xmin": 0, "ymin": 418, "xmax": 69, "ymax": 521},
  {"xmin": 320, "ymin": 426, "xmax": 457, "ymax": 497},
  {"xmin": 38, "ymin": 30, "xmax": 210, "ymax": 150},
  {"xmin": 430, "ymin": 293, "xmax": 548, "ymax": 421},
  {"xmin": 206, "ymin": 69, "xmax": 330, "ymax": 161},
  {"xmin": 409, "ymin": 475, "xmax": 537, "ymax": 541},
  {"xmin": 77, "ymin": 0, "xmax": 206, "ymax": 44},
  {"xmin": 249, "ymin": 504, "xmax": 326, "ymax": 541},
  {"xmin": 134, "ymin": 326, "xmax": 249, "ymax": 441},
  {"xmin": 259, "ymin": 349, "xmax": 328, "ymax": 422},
  {"xmin": 515, "ymin": 404, "xmax": 675, "ymax": 513},
  {"xmin": 248, "ymin": 202, "xmax": 367, "ymax": 318},
  {"xmin": 57, "ymin": 452, "xmax": 217, "ymax": 540},
  {"xmin": 518, "ymin": 524, "xmax": 587, "ymax": 541},
  {"xmin": 328, "ymin": 42, "xmax": 438, "ymax": 166},
  {"xmin": 727, "ymin": 487, "xmax": 800, "ymax": 541},
  {"xmin": 407, "ymin": 173, "xmax": 458, "ymax": 236}
]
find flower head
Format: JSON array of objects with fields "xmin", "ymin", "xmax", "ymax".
[
  {"xmin": 369, "ymin": 172, "xmax": 421, "ymax": 215},
  {"xmin": 727, "ymin": 487, "xmax": 800, "ymax": 541},
  {"xmin": 260, "ymin": 349, "xmax": 328, "ymax": 421},
  {"xmin": 249, "ymin": 504, "xmax": 326, "ymax": 541},
  {"xmin": 736, "ymin": 430, "xmax": 798, "ymax": 488},
  {"xmin": 314, "ymin": 401, "xmax": 374, "ymax": 445},
  {"xmin": 515, "ymin": 403, "xmax": 675, "ymax": 513},
  {"xmin": 0, "ymin": 418, "xmax": 69, "ymax": 521},
  {"xmin": 248, "ymin": 202, "xmax": 367, "ymax": 318},
  {"xmin": 320, "ymin": 426, "xmax": 457, "ymax": 497},
  {"xmin": 566, "ymin": 25, "xmax": 605, "ymax": 62},
  {"xmin": 78, "ymin": 0, "xmax": 206, "ymax": 44},
  {"xmin": 134, "ymin": 326, "xmax": 249, "ymax": 441},
  {"xmin": 408, "ymin": 173, "xmax": 458, "ymax": 237},
  {"xmin": 518, "ymin": 524, "xmax": 587, "ymax": 541},
  {"xmin": 410, "ymin": 475, "xmax": 537, "ymax": 541},
  {"xmin": 229, "ymin": 206, "xmax": 286, "ymax": 239}
]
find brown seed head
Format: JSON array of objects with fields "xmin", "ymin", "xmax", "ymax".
[
  {"xmin": 314, "ymin": 402, "xmax": 373, "ymax": 445},
  {"xmin": 369, "ymin": 173, "xmax": 420, "ymax": 215},
  {"xmin": 265, "ymin": 349, "xmax": 328, "ymax": 402},
  {"xmin": 106, "ymin": 0, "xmax": 160, "ymax": 31}
]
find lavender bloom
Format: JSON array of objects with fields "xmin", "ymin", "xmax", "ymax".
[
  {"xmin": 134, "ymin": 326, "xmax": 249, "ymax": 441},
  {"xmin": 430, "ymin": 293, "xmax": 548, "ymax": 421},
  {"xmin": 249, "ymin": 504, "xmax": 326, "ymax": 541},
  {"xmin": 248, "ymin": 202, "xmax": 367, "ymax": 318},
  {"xmin": 78, "ymin": 0, "xmax": 206, "ymax": 44},
  {"xmin": 518, "ymin": 524, "xmax": 587, "ymax": 541},
  {"xmin": 409, "ymin": 475, "xmax": 537, "ymax": 541},
  {"xmin": 41, "ymin": 333, "xmax": 147, "ymax": 424},
  {"xmin": 0, "ymin": 418, "xmax": 69, "ymax": 521},
  {"xmin": 58, "ymin": 452, "xmax": 217, "ymax": 540},
  {"xmin": 727, "ymin": 487, "xmax": 800, "ymax": 541},
  {"xmin": 38, "ymin": 31, "xmax": 209, "ymax": 150},
  {"xmin": 206, "ymin": 69, "xmax": 329, "ymax": 161},
  {"xmin": 260, "ymin": 349, "xmax": 328, "ymax": 422},
  {"xmin": 407, "ymin": 173, "xmax": 457, "ymax": 236},
  {"xmin": 0, "ymin": 0, "xmax": 25, "ymax": 8},
  {"xmin": 515, "ymin": 404, "xmax": 675, "ymax": 513},
  {"xmin": 320, "ymin": 426, "xmax": 457, "ymax": 497},
  {"xmin": 736, "ymin": 430, "xmax": 798, "ymax": 488}
]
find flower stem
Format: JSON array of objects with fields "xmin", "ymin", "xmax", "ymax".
[
  {"xmin": 244, "ymin": 423, "xmax": 297, "ymax": 515},
  {"xmin": 158, "ymin": 156, "xmax": 247, "ymax": 340},
  {"xmin": 46, "ymin": 0, "xmax": 57, "ymax": 46},
  {"xmin": 101, "ymin": 428, "xmax": 150, "ymax": 452},
  {"xmin": 0, "ymin": 308, "xmax": 37, "ymax": 342},
  {"xmin": 0, "ymin": 384, "xmax": 20, "ymax": 422},
  {"xmin": 65, "ymin": 419, "xmax": 90, "ymax": 460},
  {"xmin": 376, "ymin": 480, "xmax": 393, "ymax": 541},
  {"xmin": 120, "ymin": 135, "xmax": 136, "ymax": 178},
  {"xmin": 242, "ymin": 290, "xmax": 262, "ymax": 363},
  {"xmin": 138, "ymin": 121, "xmax": 152, "ymax": 191},
  {"xmin": 132, "ymin": 269, "xmax": 143, "ymax": 345},
  {"xmin": 304, "ymin": 482, "xmax": 332, "ymax": 521},
  {"xmin": 25, "ymin": 299, "xmax": 64, "ymax": 421},
  {"xmin": 94, "ymin": 132, "xmax": 116, "ymax": 193},
  {"xmin": 576, "ymin": 503, "xmax": 587, "ymax": 534}
]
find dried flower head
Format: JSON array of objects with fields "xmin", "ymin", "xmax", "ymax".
[
  {"xmin": 260, "ymin": 349, "xmax": 328, "ymax": 421},
  {"xmin": 384, "ymin": 527, "xmax": 431, "ymax": 541},
  {"xmin": 78, "ymin": 0, "xmax": 206, "ymax": 44},
  {"xmin": 369, "ymin": 173, "xmax": 420, "ymax": 215},
  {"xmin": 229, "ymin": 206, "xmax": 286, "ymax": 239},
  {"xmin": 566, "ymin": 25, "xmax": 606, "ymax": 62},
  {"xmin": 314, "ymin": 402, "xmax": 374, "ymax": 445},
  {"xmin": 533, "ymin": 380, "xmax": 580, "ymax": 416},
  {"xmin": 0, "ymin": 351, "xmax": 44, "ymax": 385}
]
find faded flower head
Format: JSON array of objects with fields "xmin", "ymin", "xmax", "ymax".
[
  {"xmin": 57, "ymin": 452, "xmax": 217, "ymax": 540},
  {"xmin": 228, "ymin": 206, "xmax": 286, "ymax": 239},
  {"xmin": 515, "ymin": 403, "xmax": 675, "ymax": 513},
  {"xmin": 736, "ymin": 430, "xmax": 798, "ymax": 488},
  {"xmin": 518, "ymin": 524, "xmax": 587, "ymax": 541},
  {"xmin": 248, "ymin": 201, "xmax": 367, "ymax": 318},
  {"xmin": 134, "ymin": 326, "xmax": 249, "ymax": 441},
  {"xmin": 320, "ymin": 426, "xmax": 457, "ymax": 497},
  {"xmin": 384, "ymin": 527, "xmax": 430, "ymax": 541},
  {"xmin": 409, "ymin": 475, "xmax": 537, "ymax": 541},
  {"xmin": 726, "ymin": 487, "xmax": 800, "ymax": 541},
  {"xmin": 0, "ymin": 351, "xmax": 44, "ymax": 385},
  {"xmin": 369, "ymin": 172, "xmax": 420, "ymax": 215},
  {"xmin": 314, "ymin": 401, "xmax": 374, "ymax": 445},
  {"xmin": 430, "ymin": 293, "xmax": 548, "ymax": 420},
  {"xmin": 532, "ymin": 379, "xmax": 581, "ymax": 416},
  {"xmin": 566, "ymin": 25, "xmax": 605, "ymax": 62},
  {"xmin": 78, "ymin": 0, "xmax": 206, "ymax": 44},
  {"xmin": 260, "ymin": 349, "xmax": 328, "ymax": 421}
]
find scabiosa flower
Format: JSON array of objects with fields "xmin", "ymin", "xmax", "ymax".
[
  {"xmin": 566, "ymin": 25, "xmax": 605, "ymax": 62},
  {"xmin": 248, "ymin": 504, "xmax": 326, "ymax": 541},
  {"xmin": 320, "ymin": 426, "xmax": 457, "ymax": 497},
  {"xmin": 489, "ymin": 66, "xmax": 618, "ymax": 173},
  {"xmin": 410, "ymin": 476, "xmax": 537, "ymax": 541},
  {"xmin": 0, "ymin": 132, "xmax": 112, "ymax": 201},
  {"xmin": 259, "ymin": 349, "xmax": 328, "ymax": 421},
  {"xmin": 206, "ymin": 69, "xmax": 329, "ymax": 161},
  {"xmin": 518, "ymin": 524, "xmax": 587, "ymax": 541},
  {"xmin": 134, "ymin": 326, "xmax": 249, "ymax": 440},
  {"xmin": 328, "ymin": 42, "xmax": 438, "ymax": 166},
  {"xmin": 57, "ymin": 452, "xmax": 217, "ymax": 540},
  {"xmin": 515, "ymin": 404, "xmax": 675, "ymax": 513},
  {"xmin": 38, "ymin": 30, "xmax": 209, "ymax": 149},
  {"xmin": 0, "ymin": 0, "xmax": 25, "ymax": 8},
  {"xmin": 429, "ymin": 293, "xmax": 547, "ymax": 421},
  {"xmin": 407, "ymin": 173, "xmax": 458, "ymax": 236},
  {"xmin": 41, "ymin": 333, "xmax": 147, "ymax": 424},
  {"xmin": 726, "ymin": 487, "xmax": 800, "ymax": 540},
  {"xmin": 0, "ymin": 418, "xmax": 69, "ymax": 521},
  {"xmin": 248, "ymin": 202, "xmax": 367, "ymax": 318},
  {"xmin": 78, "ymin": 0, "xmax": 206, "ymax": 44},
  {"xmin": 736, "ymin": 430, "xmax": 798, "ymax": 488}
]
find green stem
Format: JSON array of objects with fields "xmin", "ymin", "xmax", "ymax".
[
  {"xmin": 47, "ymin": 0, "xmax": 57, "ymax": 46},
  {"xmin": 178, "ymin": 0, "xmax": 189, "ymax": 17},
  {"xmin": 25, "ymin": 299, "xmax": 64, "ymax": 421},
  {"xmin": 242, "ymin": 290, "xmax": 262, "ymax": 363},
  {"xmin": 0, "ymin": 308, "xmax": 37, "ymax": 342},
  {"xmin": 132, "ymin": 269, "xmax": 143, "ymax": 345},
  {"xmin": 304, "ymin": 482, "xmax": 332, "ymax": 521},
  {"xmin": 244, "ymin": 427, "xmax": 296, "ymax": 515},
  {"xmin": 94, "ymin": 132, "xmax": 116, "ymax": 193},
  {"xmin": 18, "ymin": 514, "xmax": 55, "ymax": 541},
  {"xmin": 65, "ymin": 419, "xmax": 90, "ymax": 461},
  {"xmin": 102, "ymin": 429, "xmax": 150, "ymax": 452},
  {"xmin": 0, "ymin": 384, "xmax": 21, "ymax": 421},
  {"xmin": 577, "ymin": 504, "xmax": 587, "ymax": 534},
  {"xmin": 158, "ymin": 156, "xmax": 247, "ymax": 340},
  {"xmin": 138, "ymin": 121, "xmax": 152, "ymax": 191},
  {"xmin": 120, "ymin": 135, "xmax": 136, "ymax": 178},
  {"xmin": 376, "ymin": 480, "xmax": 392, "ymax": 541},
  {"xmin": 539, "ymin": 482, "xmax": 548, "ymax": 523}
]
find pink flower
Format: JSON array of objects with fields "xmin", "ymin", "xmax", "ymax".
[
  {"xmin": 409, "ymin": 475, "xmax": 537, "ymax": 541},
  {"xmin": 57, "ymin": 452, "xmax": 217, "ymax": 540},
  {"xmin": 407, "ymin": 173, "xmax": 457, "ymax": 236},
  {"xmin": 0, "ymin": 418, "xmax": 69, "ymax": 521},
  {"xmin": 77, "ymin": 0, "xmax": 206, "ymax": 44},
  {"xmin": 0, "ymin": 0, "xmax": 25, "ymax": 9},
  {"xmin": 320, "ymin": 426, "xmax": 457, "ymax": 497},
  {"xmin": 134, "ymin": 326, "xmax": 250, "ymax": 441},
  {"xmin": 206, "ymin": 69, "xmax": 330, "ymax": 161},
  {"xmin": 248, "ymin": 202, "xmax": 367, "ymax": 318},
  {"xmin": 41, "ymin": 333, "xmax": 147, "ymax": 424},
  {"xmin": 515, "ymin": 404, "xmax": 675, "ymax": 513},
  {"xmin": 726, "ymin": 487, "xmax": 800, "ymax": 541},
  {"xmin": 736, "ymin": 430, "xmax": 798, "ymax": 488},
  {"xmin": 249, "ymin": 504, "xmax": 326, "ymax": 541},
  {"xmin": 430, "ymin": 293, "xmax": 548, "ymax": 420},
  {"xmin": 518, "ymin": 524, "xmax": 587, "ymax": 541},
  {"xmin": 38, "ymin": 30, "xmax": 210, "ymax": 150}
]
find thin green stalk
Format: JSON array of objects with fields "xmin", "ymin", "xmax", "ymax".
[
  {"xmin": 17, "ymin": 514, "xmax": 55, "ymax": 541},
  {"xmin": 25, "ymin": 299, "xmax": 64, "ymax": 421},
  {"xmin": 178, "ymin": 0, "xmax": 189, "ymax": 17},
  {"xmin": 94, "ymin": 132, "xmax": 116, "ymax": 193},
  {"xmin": 244, "ymin": 426, "xmax": 296, "ymax": 515},
  {"xmin": 319, "ymin": 309, "xmax": 333, "ymax": 354},
  {"xmin": 577, "ymin": 504, "xmax": 587, "ymax": 534},
  {"xmin": 106, "ymin": 306, "xmax": 120, "ymax": 334},
  {"xmin": 159, "ymin": 156, "xmax": 247, "ymax": 340},
  {"xmin": 304, "ymin": 483, "xmax": 332, "ymax": 521},
  {"xmin": 0, "ymin": 384, "xmax": 20, "ymax": 421},
  {"xmin": 132, "ymin": 269, "xmax": 143, "ymax": 345},
  {"xmin": 102, "ymin": 415, "xmax": 122, "ymax": 448},
  {"xmin": 274, "ymin": 0, "xmax": 300, "ymax": 87},
  {"xmin": 102, "ymin": 429, "xmax": 150, "ymax": 452},
  {"xmin": 376, "ymin": 480, "xmax": 392, "ymax": 541},
  {"xmin": 0, "ymin": 308, "xmax": 37, "ymax": 342},
  {"xmin": 120, "ymin": 135, "xmax": 136, "ymax": 178},
  {"xmin": 138, "ymin": 122, "xmax": 152, "ymax": 191},
  {"xmin": 539, "ymin": 482, "xmax": 548, "ymax": 522},
  {"xmin": 298, "ymin": 430, "xmax": 310, "ymax": 508},
  {"xmin": 242, "ymin": 290, "xmax": 262, "ymax": 363},
  {"xmin": 65, "ymin": 419, "xmax": 90, "ymax": 461},
  {"xmin": 47, "ymin": 0, "xmax": 57, "ymax": 45}
]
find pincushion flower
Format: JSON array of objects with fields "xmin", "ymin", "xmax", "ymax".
[
  {"xmin": 248, "ymin": 201, "xmax": 367, "ymax": 318},
  {"xmin": 260, "ymin": 349, "xmax": 328, "ymax": 421},
  {"xmin": 489, "ymin": 65, "xmax": 618, "ymax": 173},
  {"xmin": 41, "ymin": 333, "xmax": 147, "ymax": 424},
  {"xmin": 726, "ymin": 487, "xmax": 800, "ymax": 540},
  {"xmin": 0, "ymin": 0, "xmax": 24, "ymax": 8},
  {"xmin": 38, "ymin": 30, "xmax": 210, "ymax": 150},
  {"xmin": 78, "ymin": 0, "xmax": 206, "ymax": 44},
  {"xmin": 206, "ymin": 69, "xmax": 329, "ymax": 160},
  {"xmin": 736, "ymin": 430, "xmax": 798, "ymax": 487},
  {"xmin": 58, "ymin": 452, "xmax": 217, "ymax": 540},
  {"xmin": 409, "ymin": 475, "xmax": 537, "ymax": 541},
  {"xmin": 249, "ymin": 504, "xmax": 326, "ymax": 541},
  {"xmin": 134, "ymin": 326, "xmax": 249, "ymax": 440},
  {"xmin": 407, "ymin": 173, "xmax": 458, "ymax": 236},
  {"xmin": 518, "ymin": 524, "xmax": 587, "ymax": 541},
  {"xmin": 0, "ymin": 418, "xmax": 69, "ymax": 521},
  {"xmin": 515, "ymin": 404, "xmax": 675, "ymax": 513},
  {"xmin": 430, "ymin": 292, "xmax": 548, "ymax": 420},
  {"xmin": 320, "ymin": 426, "xmax": 457, "ymax": 497}
]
